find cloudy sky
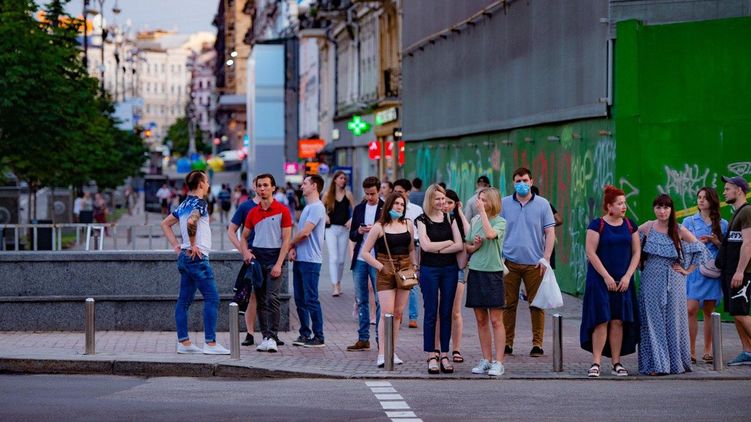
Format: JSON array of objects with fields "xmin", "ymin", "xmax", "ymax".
[{"xmin": 60, "ymin": 0, "xmax": 217, "ymax": 34}]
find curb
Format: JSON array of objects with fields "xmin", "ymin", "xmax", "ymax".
[{"xmin": 2, "ymin": 357, "xmax": 750, "ymax": 381}]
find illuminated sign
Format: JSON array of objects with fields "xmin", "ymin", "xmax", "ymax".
[{"xmin": 298, "ymin": 138, "xmax": 325, "ymax": 159}]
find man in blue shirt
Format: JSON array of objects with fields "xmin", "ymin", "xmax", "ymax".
[
  {"xmin": 501, "ymin": 168, "xmax": 556, "ymax": 357},
  {"xmin": 288, "ymin": 175, "xmax": 327, "ymax": 347}
]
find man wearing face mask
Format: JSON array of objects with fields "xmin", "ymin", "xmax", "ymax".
[{"xmin": 501, "ymin": 168, "xmax": 556, "ymax": 357}]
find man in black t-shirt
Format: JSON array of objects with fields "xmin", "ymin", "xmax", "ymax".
[{"xmin": 718, "ymin": 176, "xmax": 751, "ymax": 366}]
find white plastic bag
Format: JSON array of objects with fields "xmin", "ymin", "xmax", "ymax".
[{"xmin": 531, "ymin": 258, "xmax": 563, "ymax": 309}]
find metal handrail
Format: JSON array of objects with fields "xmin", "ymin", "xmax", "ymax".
[{"xmin": 0, "ymin": 222, "xmax": 239, "ymax": 252}]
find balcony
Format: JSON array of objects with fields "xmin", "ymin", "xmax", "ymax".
[{"xmin": 383, "ymin": 66, "xmax": 400, "ymax": 98}]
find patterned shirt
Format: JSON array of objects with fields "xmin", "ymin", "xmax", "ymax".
[{"xmin": 172, "ymin": 195, "xmax": 211, "ymax": 256}]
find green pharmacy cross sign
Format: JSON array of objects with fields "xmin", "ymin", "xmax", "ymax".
[{"xmin": 347, "ymin": 115, "xmax": 371, "ymax": 136}]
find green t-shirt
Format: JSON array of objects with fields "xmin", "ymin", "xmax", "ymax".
[{"xmin": 466, "ymin": 215, "xmax": 506, "ymax": 272}]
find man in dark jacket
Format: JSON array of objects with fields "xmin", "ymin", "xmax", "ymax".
[{"xmin": 346, "ymin": 176, "xmax": 383, "ymax": 351}]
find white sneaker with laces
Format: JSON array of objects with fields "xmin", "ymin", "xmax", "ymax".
[
  {"xmin": 488, "ymin": 360, "xmax": 505, "ymax": 377},
  {"xmin": 203, "ymin": 343, "xmax": 230, "ymax": 355},
  {"xmin": 472, "ymin": 358, "xmax": 491, "ymax": 374},
  {"xmin": 177, "ymin": 342, "xmax": 202, "ymax": 354},
  {"xmin": 394, "ymin": 354, "xmax": 404, "ymax": 365},
  {"xmin": 266, "ymin": 337, "xmax": 278, "ymax": 353},
  {"xmin": 376, "ymin": 355, "xmax": 385, "ymax": 368},
  {"xmin": 256, "ymin": 338, "xmax": 270, "ymax": 352}
]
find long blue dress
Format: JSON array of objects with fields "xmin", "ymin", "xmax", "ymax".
[
  {"xmin": 682, "ymin": 213, "xmax": 727, "ymax": 305},
  {"xmin": 580, "ymin": 218, "xmax": 640, "ymax": 357},
  {"xmin": 638, "ymin": 226, "xmax": 704, "ymax": 375}
]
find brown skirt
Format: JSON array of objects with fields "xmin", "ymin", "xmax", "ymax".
[{"xmin": 376, "ymin": 253, "xmax": 412, "ymax": 291}]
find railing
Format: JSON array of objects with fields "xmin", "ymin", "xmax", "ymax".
[{"xmin": 0, "ymin": 223, "xmax": 242, "ymax": 252}]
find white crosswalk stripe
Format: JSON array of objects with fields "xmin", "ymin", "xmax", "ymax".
[{"xmin": 365, "ymin": 381, "xmax": 422, "ymax": 421}]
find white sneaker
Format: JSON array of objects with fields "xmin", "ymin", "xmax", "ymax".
[
  {"xmin": 394, "ymin": 354, "xmax": 404, "ymax": 365},
  {"xmin": 488, "ymin": 361, "xmax": 505, "ymax": 377},
  {"xmin": 203, "ymin": 343, "xmax": 230, "ymax": 355},
  {"xmin": 256, "ymin": 338, "xmax": 270, "ymax": 352},
  {"xmin": 266, "ymin": 337, "xmax": 278, "ymax": 353},
  {"xmin": 376, "ymin": 355, "xmax": 385, "ymax": 368},
  {"xmin": 177, "ymin": 342, "xmax": 202, "ymax": 354},
  {"xmin": 472, "ymin": 358, "xmax": 491, "ymax": 374}
]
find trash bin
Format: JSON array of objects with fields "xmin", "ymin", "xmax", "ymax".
[{"xmin": 31, "ymin": 219, "xmax": 53, "ymax": 250}]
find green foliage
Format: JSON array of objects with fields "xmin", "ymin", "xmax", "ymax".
[
  {"xmin": 0, "ymin": 0, "xmax": 146, "ymax": 191},
  {"xmin": 166, "ymin": 116, "xmax": 211, "ymax": 156}
]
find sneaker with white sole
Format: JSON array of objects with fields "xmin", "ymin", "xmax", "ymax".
[
  {"xmin": 203, "ymin": 343, "xmax": 230, "ymax": 355},
  {"xmin": 393, "ymin": 354, "xmax": 404, "ymax": 365},
  {"xmin": 728, "ymin": 351, "xmax": 751, "ymax": 366},
  {"xmin": 265, "ymin": 337, "xmax": 278, "ymax": 353},
  {"xmin": 256, "ymin": 338, "xmax": 270, "ymax": 352},
  {"xmin": 488, "ymin": 361, "xmax": 505, "ymax": 377},
  {"xmin": 376, "ymin": 355, "xmax": 385, "ymax": 368},
  {"xmin": 472, "ymin": 358, "xmax": 491, "ymax": 374},
  {"xmin": 177, "ymin": 342, "xmax": 202, "ymax": 354}
]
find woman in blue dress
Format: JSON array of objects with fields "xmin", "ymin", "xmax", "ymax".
[
  {"xmin": 682, "ymin": 187, "xmax": 727, "ymax": 364},
  {"xmin": 638, "ymin": 194, "xmax": 703, "ymax": 375},
  {"xmin": 581, "ymin": 185, "xmax": 641, "ymax": 377}
]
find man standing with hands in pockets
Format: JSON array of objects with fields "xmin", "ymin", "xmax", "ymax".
[
  {"xmin": 240, "ymin": 174, "xmax": 293, "ymax": 353},
  {"xmin": 501, "ymin": 168, "xmax": 556, "ymax": 357}
]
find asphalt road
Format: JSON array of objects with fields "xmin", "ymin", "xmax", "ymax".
[{"xmin": 0, "ymin": 375, "xmax": 749, "ymax": 421}]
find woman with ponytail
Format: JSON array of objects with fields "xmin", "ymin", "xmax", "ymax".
[
  {"xmin": 682, "ymin": 187, "xmax": 728, "ymax": 364},
  {"xmin": 638, "ymin": 194, "xmax": 704, "ymax": 375}
]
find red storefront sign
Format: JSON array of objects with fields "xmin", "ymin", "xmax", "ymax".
[
  {"xmin": 298, "ymin": 139, "xmax": 325, "ymax": 159},
  {"xmin": 368, "ymin": 140, "xmax": 381, "ymax": 160}
]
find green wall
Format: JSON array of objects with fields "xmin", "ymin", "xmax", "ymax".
[{"xmin": 402, "ymin": 17, "xmax": 751, "ymax": 297}]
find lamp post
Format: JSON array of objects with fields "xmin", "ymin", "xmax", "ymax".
[{"xmin": 82, "ymin": 0, "xmax": 90, "ymax": 69}]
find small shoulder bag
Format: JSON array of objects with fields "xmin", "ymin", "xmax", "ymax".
[{"xmin": 383, "ymin": 231, "xmax": 418, "ymax": 290}]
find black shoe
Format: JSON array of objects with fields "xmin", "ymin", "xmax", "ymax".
[
  {"xmin": 241, "ymin": 333, "xmax": 254, "ymax": 346},
  {"xmin": 292, "ymin": 335, "xmax": 308, "ymax": 346},
  {"xmin": 303, "ymin": 337, "xmax": 325, "ymax": 348},
  {"xmin": 530, "ymin": 346, "xmax": 544, "ymax": 357},
  {"xmin": 272, "ymin": 335, "xmax": 285, "ymax": 346},
  {"xmin": 504, "ymin": 345, "xmax": 513, "ymax": 356}
]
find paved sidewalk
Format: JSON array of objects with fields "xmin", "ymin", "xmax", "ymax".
[{"xmin": 1, "ymin": 262, "xmax": 750, "ymax": 380}]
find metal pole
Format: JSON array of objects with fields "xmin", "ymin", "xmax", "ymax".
[
  {"xmin": 33, "ymin": 226, "xmax": 38, "ymax": 251},
  {"xmin": 85, "ymin": 298, "xmax": 95, "ymax": 355},
  {"xmin": 711, "ymin": 312, "xmax": 723, "ymax": 372},
  {"xmin": 229, "ymin": 302, "xmax": 240, "ymax": 360},
  {"xmin": 148, "ymin": 224, "xmax": 153, "ymax": 249},
  {"xmin": 552, "ymin": 314, "xmax": 563, "ymax": 372},
  {"xmin": 384, "ymin": 313, "xmax": 394, "ymax": 371},
  {"xmin": 112, "ymin": 225, "xmax": 118, "ymax": 250},
  {"xmin": 14, "ymin": 227, "xmax": 19, "ymax": 251}
]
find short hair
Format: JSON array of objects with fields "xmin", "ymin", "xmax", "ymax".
[
  {"xmin": 362, "ymin": 176, "xmax": 380, "ymax": 190},
  {"xmin": 307, "ymin": 174, "xmax": 325, "ymax": 194},
  {"xmin": 438, "ymin": 182, "xmax": 446, "ymax": 190},
  {"xmin": 423, "ymin": 184, "xmax": 447, "ymax": 215},
  {"xmin": 412, "ymin": 177, "xmax": 423, "ymax": 190},
  {"xmin": 185, "ymin": 171, "xmax": 206, "ymax": 190},
  {"xmin": 478, "ymin": 187, "xmax": 502, "ymax": 217},
  {"xmin": 512, "ymin": 167, "xmax": 532, "ymax": 180},
  {"xmin": 393, "ymin": 178, "xmax": 412, "ymax": 192},
  {"xmin": 381, "ymin": 181, "xmax": 394, "ymax": 191},
  {"xmin": 256, "ymin": 173, "xmax": 276, "ymax": 187}
]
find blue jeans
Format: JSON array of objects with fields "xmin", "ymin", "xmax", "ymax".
[
  {"xmin": 352, "ymin": 260, "xmax": 380, "ymax": 342},
  {"xmin": 176, "ymin": 252, "xmax": 220, "ymax": 343},
  {"xmin": 293, "ymin": 261, "xmax": 324, "ymax": 340},
  {"xmin": 409, "ymin": 286, "xmax": 420, "ymax": 321},
  {"xmin": 419, "ymin": 264, "xmax": 458, "ymax": 352}
]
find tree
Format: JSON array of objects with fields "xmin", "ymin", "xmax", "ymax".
[{"xmin": 166, "ymin": 116, "xmax": 211, "ymax": 156}]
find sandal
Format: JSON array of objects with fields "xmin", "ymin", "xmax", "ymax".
[
  {"xmin": 691, "ymin": 356, "xmax": 697, "ymax": 364},
  {"xmin": 452, "ymin": 350, "xmax": 464, "ymax": 363},
  {"xmin": 587, "ymin": 363, "xmax": 600, "ymax": 378},
  {"xmin": 611, "ymin": 362, "xmax": 628, "ymax": 377},
  {"xmin": 440, "ymin": 356, "xmax": 454, "ymax": 374},
  {"xmin": 702, "ymin": 354, "xmax": 713, "ymax": 364},
  {"xmin": 427, "ymin": 355, "xmax": 440, "ymax": 374}
]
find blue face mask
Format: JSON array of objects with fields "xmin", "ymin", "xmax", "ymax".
[
  {"xmin": 389, "ymin": 210, "xmax": 402, "ymax": 220},
  {"xmin": 514, "ymin": 182, "xmax": 531, "ymax": 196}
]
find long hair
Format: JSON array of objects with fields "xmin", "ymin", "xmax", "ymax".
[
  {"xmin": 422, "ymin": 183, "xmax": 446, "ymax": 215},
  {"xmin": 378, "ymin": 193, "xmax": 406, "ymax": 226},
  {"xmin": 698, "ymin": 187, "xmax": 723, "ymax": 242},
  {"xmin": 653, "ymin": 194, "xmax": 682, "ymax": 257},
  {"xmin": 323, "ymin": 171, "xmax": 347, "ymax": 213}
]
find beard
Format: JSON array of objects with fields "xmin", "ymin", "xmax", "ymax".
[{"xmin": 727, "ymin": 197, "xmax": 737, "ymax": 205}]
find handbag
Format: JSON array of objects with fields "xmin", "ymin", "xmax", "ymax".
[
  {"xmin": 382, "ymin": 231, "xmax": 418, "ymax": 290},
  {"xmin": 699, "ymin": 260, "xmax": 722, "ymax": 279}
]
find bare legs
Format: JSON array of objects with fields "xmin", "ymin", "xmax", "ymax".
[
  {"xmin": 377, "ymin": 289, "xmax": 411, "ymax": 355},
  {"xmin": 474, "ymin": 308, "xmax": 505, "ymax": 362}
]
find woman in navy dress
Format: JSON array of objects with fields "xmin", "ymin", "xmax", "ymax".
[
  {"xmin": 581, "ymin": 185, "xmax": 641, "ymax": 377},
  {"xmin": 638, "ymin": 194, "xmax": 703, "ymax": 375},
  {"xmin": 682, "ymin": 187, "xmax": 727, "ymax": 364}
]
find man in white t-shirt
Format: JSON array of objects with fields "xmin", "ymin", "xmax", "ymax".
[
  {"xmin": 156, "ymin": 183, "xmax": 172, "ymax": 216},
  {"xmin": 394, "ymin": 179, "xmax": 423, "ymax": 328}
]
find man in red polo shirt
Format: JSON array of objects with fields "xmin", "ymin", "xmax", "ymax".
[{"xmin": 240, "ymin": 173, "xmax": 292, "ymax": 353}]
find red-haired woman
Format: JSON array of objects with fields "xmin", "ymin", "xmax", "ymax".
[
  {"xmin": 682, "ymin": 187, "xmax": 727, "ymax": 364},
  {"xmin": 581, "ymin": 185, "xmax": 641, "ymax": 377},
  {"xmin": 638, "ymin": 194, "xmax": 703, "ymax": 375}
]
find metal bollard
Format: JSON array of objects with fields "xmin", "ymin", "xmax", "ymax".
[
  {"xmin": 229, "ymin": 302, "xmax": 240, "ymax": 360},
  {"xmin": 384, "ymin": 313, "xmax": 395, "ymax": 371},
  {"xmin": 552, "ymin": 314, "xmax": 563, "ymax": 372},
  {"xmin": 85, "ymin": 298, "xmax": 95, "ymax": 355},
  {"xmin": 711, "ymin": 312, "xmax": 723, "ymax": 371}
]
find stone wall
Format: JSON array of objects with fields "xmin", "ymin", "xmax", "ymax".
[{"xmin": 0, "ymin": 251, "xmax": 290, "ymax": 332}]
